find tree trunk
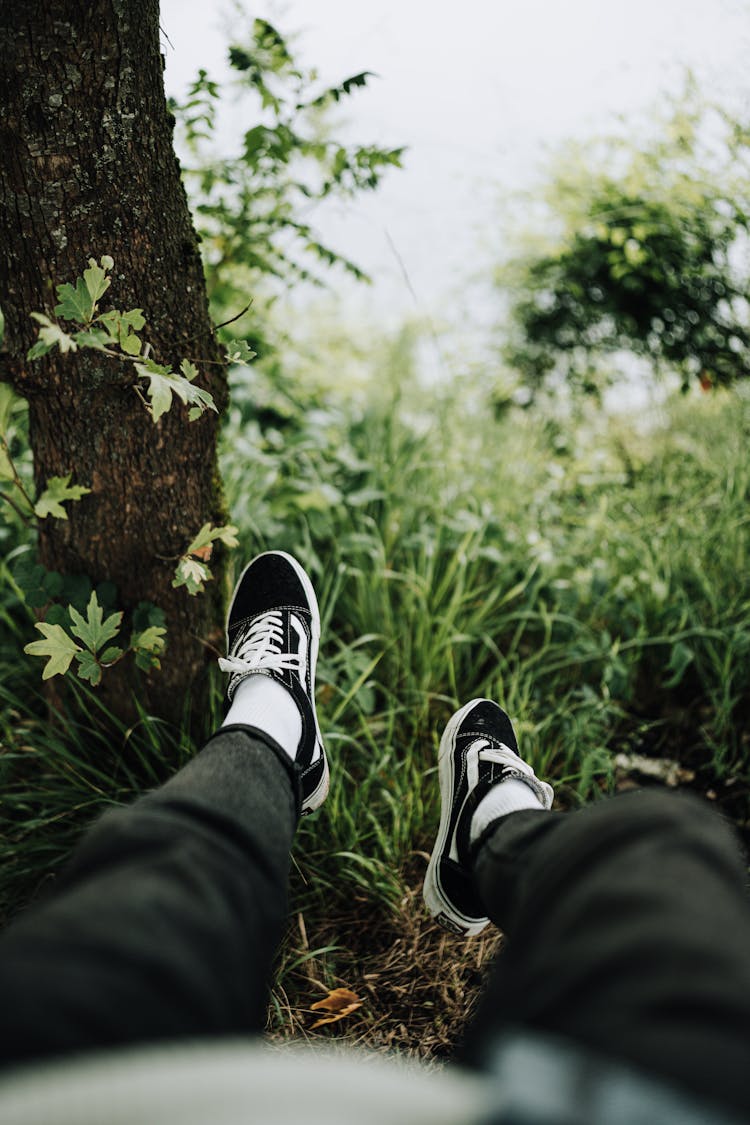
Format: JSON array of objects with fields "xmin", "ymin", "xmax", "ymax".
[{"xmin": 0, "ymin": 0, "xmax": 228, "ymax": 725}]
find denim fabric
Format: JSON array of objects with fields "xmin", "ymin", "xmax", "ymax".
[
  {"xmin": 1, "ymin": 729, "xmax": 749, "ymax": 1124},
  {"xmin": 0, "ymin": 726, "xmax": 296, "ymax": 1064},
  {"xmin": 464, "ymin": 790, "xmax": 750, "ymax": 1119}
]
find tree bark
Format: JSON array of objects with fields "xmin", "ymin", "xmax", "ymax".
[{"xmin": 0, "ymin": 0, "xmax": 228, "ymax": 724}]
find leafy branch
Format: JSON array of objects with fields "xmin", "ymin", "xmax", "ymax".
[
  {"xmin": 23, "ymin": 590, "xmax": 166, "ymax": 685},
  {"xmin": 171, "ymin": 19, "xmax": 404, "ymax": 339},
  {"xmin": 172, "ymin": 521, "xmax": 239, "ymax": 595},
  {"xmin": 26, "ymin": 257, "xmax": 255, "ymax": 422},
  {"xmin": 0, "ymin": 384, "xmax": 91, "ymax": 525}
]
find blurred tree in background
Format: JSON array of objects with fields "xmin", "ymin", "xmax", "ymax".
[
  {"xmin": 502, "ymin": 87, "xmax": 750, "ymax": 394},
  {"xmin": 171, "ymin": 18, "xmax": 404, "ymax": 359}
]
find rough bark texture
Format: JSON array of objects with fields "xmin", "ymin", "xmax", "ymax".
[{"xmin": 0, "ymin": 0, "xmax": 228, "ymax": 724}]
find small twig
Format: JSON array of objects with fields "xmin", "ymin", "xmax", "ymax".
[
  {"xmin": 177, "ymin": 301, "xmax": 255, "ymax": 350},
  {"xmin": 195, "ymin": 633, "xmax": 224, "ymax": 659},
  {"xmin": 159, "ymin": 22, "xmax": 175, "ymax": 50},
  {"xmin": 0, "ymin": 490, "xmax": 32, "ymax": 525},
  {"xmin": 0, "ymin": 433, "xmax": 36, "ymax": 512},
  {"xmin": 213, "ymin": 301, "xmax": 254, "ymax": 331},
  {"xmin": 132, "ymin": 385, "xmax": 152, "ymax": 411}
]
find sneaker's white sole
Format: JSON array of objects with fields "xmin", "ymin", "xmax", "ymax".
[
  {"xmin": 301, "ymin": 755, "xmax": 330, "ymax": 815},
  {"xmin": 423, "ymin": 698, "xmax": 491, "ymax": 937},
  {"xmin": 226, "ymin": 550, "xmax": 329, "ymax": 813}
]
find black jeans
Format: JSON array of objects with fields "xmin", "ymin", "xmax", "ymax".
[
  {"xmin": 0, "ymin": 726, "xmax": 297, "ymax": 1060},
  {"xmin": 0, "ymin": 727, "xmax": 749, "ymax": 1117},
  {"xmin": 464, "ymin": 792, "xmax": 750, "ymax": 1116}
]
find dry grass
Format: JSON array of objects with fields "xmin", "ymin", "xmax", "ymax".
[{"xmin": 266, "ymin": 855, "xmax": 502, "ymax": 1060}]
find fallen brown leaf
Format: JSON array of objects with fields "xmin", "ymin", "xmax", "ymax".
[{"xmin": 309, "ymin": 987, "xmax": 363, "ymax": 1030}]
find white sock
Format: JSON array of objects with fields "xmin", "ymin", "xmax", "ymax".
[
  {"xmin": 222, "ymin": 675, "xmax": 302, "ymax": 760},
  {"xmin": 470, "ymin": 779, "xmax": 545, "ymax": 845}
]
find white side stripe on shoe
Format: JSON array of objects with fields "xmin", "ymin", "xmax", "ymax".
[{"xmin": 289, "ymin": 615, "xmax": 309, "ymax": 682}]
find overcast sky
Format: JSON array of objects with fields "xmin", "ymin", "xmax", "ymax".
[{"xmin": 160, "ymin": 1, "xmax": 750, "ymax": 334}]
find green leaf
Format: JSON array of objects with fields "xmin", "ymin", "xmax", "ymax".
[
  {"xmin": 100, "ymin": 645, "xmax": 125, "ymax": 664},
  {"xmin": 96, "ymin": 308, "xmax": 144, "ymax": 355},
  {"xmin": 54, "ymin": 276, "xmax": 96, "ymax": 324},
  {"xmin": 100, "ymin": 254, "xmax": 115, "ymax": 271},
  {"xmin": 95, "ymin": 311, "xmax": 119, "ymax": 337},
  {"xmin": 295, "ymin": 484, "xmax": 343, "ymax": 511},
  {"xmin": 0, "ymin": 383, "xmax": 17, "ymax": 435},
  {"xmin": 134, "ymin": 360, "xmax": 217, "ymax": 423},
  {"xmin": 134, "ymin": 649, "xmax": 159, "ymax": 672},
  {"xmin": 185, "ymin": 521, "xmax": 239, "ymax": 557},
  {"xmin": 305, "ymin": 72, "xmax": 374, "ymax": 110},
  {"xmin": 83, "ymin": 257, "xmax": 111, "ymax": 306},
  {"xmin": 28, "ymin": 313, "xmax": 78, "ymax": 359},
  {"xmin": 133, "ymin": 359, "xmax": 174, "ymax": 422},
  {"xmin": 0, "ymin": 388, "xmax": 16, "ymax": 478},
  {"xmin": 68, "ymin": 591, "xmax": 123, "ymax": 653},
  {"xmin": 75, "ymin": 648, "xmax": 102, "ymax": 685},
  {"xmin": 62, "ymin": 573, "xmax": 93, "ymax": 613},
  {"xmin": 73, "ymin": 328, "xmax": 116, "ymax": 352},
  {"xmin": 211, "ymin": 523, "xmax": 239, "ymax": 548},
  {"xmin": 13, "ymin": 559, "xmax": 47, "ymax": 605},
  {"xmin": 120, "ymin": 331, "xmax": 142, "ymax": 356},
  {"xmin": 225, "ymin": 340, "xmax": 257, "ymax": 365},
  {"xmin": 120, "ymin": 309, "xmax": 146, "ymax": 332},
  {"xmin": 131, "ymin": 625, "xmax": 167, "ymax": 653},
  {"xmin": 664, "ymin": 641, "xmax": 694, "ymax": 689},
  {"xmin": 42, "ymin": 570, "xmax": 65, "ymax": 597},
  {"xmin": 45, "ymin": 604, "xmax": 68, "ymax": 627},
  {"xmin": 130, "ymin": 625, "xmax": 167, "ymax": 671},
  {"xmin": 180, "ymin": 359, "xmax": 199, "ymax": 382},
  {"xmin": 25, "ymin": 587, "xmax": 49, "ymax": 609},
  {"xmin": 172, "ymin": 555, "xmax": 211, "ymax": 595},
  {"xmin": 24, "ymin": 622, "xmax": 81, "ymax": 679},
  {"xmin": 132, "ymin": 601, "xmax": 166, "ymax": 633},
  {"xmin": 34, "ymin": 474, "xmax": 92, "ymax": 520},
  {"xmin": 0, "ymin": 445, "xmax": 15, "ymax": 481}
]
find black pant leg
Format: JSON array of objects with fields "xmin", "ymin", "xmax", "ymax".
[
  {"xmin": 462, "ymin": 790, "xmax": 750, "ymax": 1115},
  {"xmin": 0, "ymin": 725, "xmax": 298, "ymax": 1065}
]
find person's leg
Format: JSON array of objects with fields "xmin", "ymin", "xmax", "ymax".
[
  {"xmin": 0, "ymin": 551, "xmax": 329, "ymax": 1066},
  {"xmin": 424, "ymin": 698, "xmax": 750, "ymax": 1116},
  {"xmin": 0, "ymin": 726, "xmax": 297, "ymax": 1063},
  {"xmin": 466, "ymin": 790, "xmax": 750, "ymax": 1113}
]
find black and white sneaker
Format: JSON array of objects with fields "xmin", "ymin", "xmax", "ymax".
[
  {"xmin": 423, "ymin": 698, "xmax": 553, "ymax": 936},
  {"xmin": 218, "ymin": 551, "xmax": 329, "ymax": 815}
]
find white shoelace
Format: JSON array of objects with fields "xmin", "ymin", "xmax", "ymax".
[
  {"xmin": 218, "ymin": 611, "xmax": 303, "ymax": 677},
  {"xmin": 466, "ymin": 738, "xmax": 546, "ymax": 799}
]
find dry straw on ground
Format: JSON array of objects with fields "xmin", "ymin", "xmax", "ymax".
[{"xmin": 267, "ymin": 857, "xmax": 502, "ymax": 1060}]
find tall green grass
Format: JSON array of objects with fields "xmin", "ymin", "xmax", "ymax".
[
  {"xmin": 1, "ymin": 351, "xmax": 749, "ymax": 929},
  {"xmin": 219, "ymin": 360, "xmax": 750, "ymax": 915}
]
